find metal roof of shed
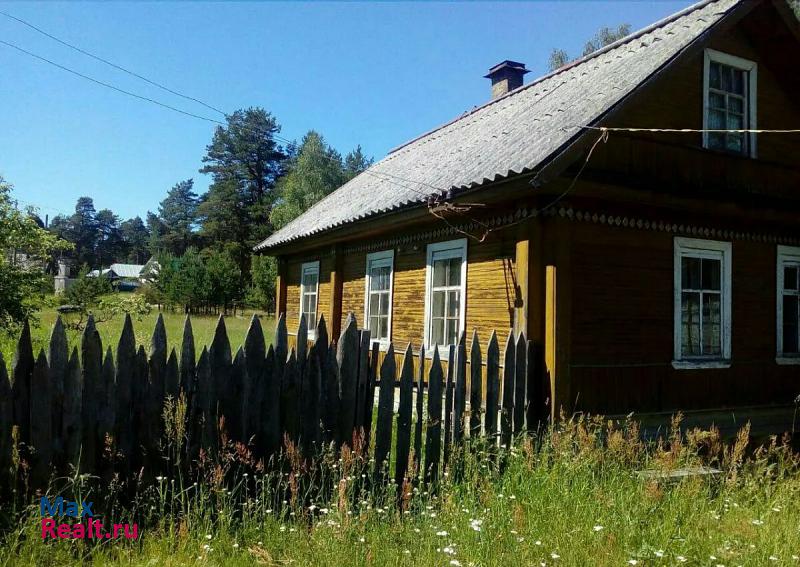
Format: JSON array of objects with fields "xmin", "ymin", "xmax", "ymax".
[{"xmin": 256, "ymin": 0, "xmax": 741, "ymax": 251}]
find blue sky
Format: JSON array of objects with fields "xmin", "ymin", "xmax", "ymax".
[{"xmin": 1, "ymin": 1, "xmax": 689, "ymax": 222}]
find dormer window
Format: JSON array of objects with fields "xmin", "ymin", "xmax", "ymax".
[{"xmin": 703, "ymin": 49, "xmax": 757, "ymax": 157}]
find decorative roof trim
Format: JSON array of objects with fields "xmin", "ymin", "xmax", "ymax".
[{"xmin": 342, "ymin": 205, "xmax": 800, "ymax": 254}]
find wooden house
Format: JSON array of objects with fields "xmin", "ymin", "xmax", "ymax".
[{"xmin": 256, "ymin": 0, "xmax": 800, "ymax": 435}]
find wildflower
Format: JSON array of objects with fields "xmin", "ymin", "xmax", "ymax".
[
  {"xmin": 437, "ymin": 530, "xmax": 449, "ymax": 536},
  {"xmin": 205, "ymin": 534, "xmax": 212, "ymax": 540},
  {"xmin": 470, "ymin": 519, "xmax": 483, "ymax": 532},
  {"xmin": 551, "ymin": 552, "xmax": 560, "ymax": 559},
  {"xmin": 676, "ymin": 556, "xmax": 687, "ymax": 563},
  {"xmin": 258, "ymin": 541, "xmax": 262, "ymax": 545},
  {"xmin": 628, "ymin": 561, "xmax": 638, "ymax": 566},
  {"xmin": 309, "ymin": 504, "xmax": 317, "ymax": 512},
  {"xmin": 320, "ymin": 508, "xmax": 329, "ymax": 514},
  {"xmin": 359, "ymin": 537, "xmax": 365, "ymax": 543},
  {"xmin": 751, "ymin": 519, "xmax": 764, "ymax": 526},
  {"xmin": 772, "ymin": 507, "xmax": 782, "ymax": 512},
  {"xmin": 156, "ymin": 476, "xmax": 165, "ymax": 481},
  {"xmin": 654, "ymin": 550, "xmax": 664, "ymax": 558},
  {"xmin": 202, "ymin": 544, "xmax": 210, "ymax": 551},
  {"xmin": 593, "ymin": 525, "xmax": 603, "ymax": 532},
  {"xmin": 450, "ymin": 561, "xmax": 462, "ymax": 567},
  {"xmin": 769, "ymin": 557, "xmax": 778, "ymax": 562},
  {"xmin": 535, "ymin": 540, "xmax": 542, "ymax": 546},
  {"xmin": 517, "ymin": 537, "xmax": 525, "ymax": 542},
  {"xmin": 510, "ymin": 530, "xmax": 518, "ymax": 535},
  {"xmin": 232, "ymin": 543, "xmax": 239, "ymax": 549},
  {"xmin": 443, "ymin": 546, "xmax": 455, "ymax": 555}
]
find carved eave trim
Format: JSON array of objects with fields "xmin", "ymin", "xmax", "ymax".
[{"xmin": 341, "ymin": 205, "xmax": 800, "ymax": 254}]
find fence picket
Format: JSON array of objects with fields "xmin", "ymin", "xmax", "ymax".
[
  {"xmin": 454, "ymin": 334, "xmax": 467, "ymax": 444},
  {"xmin": 526, "ymin": 340, "xmax": 540, "ymax": 433},
  {"xmin": 413, "ymin": 345, "xmax": 425, "ymax": 480},
  {"xmin": 80, "ymin": 315, "xmax": 102, "ymax": 472},
  {"xmin": 63, "ymin": 347, "xmax": 82, "ymax": 469},
  {"xmin": 180, "ymin": 316, "xmax": 196, "ymax": 396},
  {"xmin": 166, "ymin": 348, "xmax": 179, "ymax": 400},
  {"xmin": 501, "ymin": 331, "xmax": 515, "ymax": 449},
  {"xmin": 322, "ymin": 345, "xmax": 340, "ymax": 446},
  {"xmin": 394, "ymin": 344, "xmax": 414, "ymax": 490},
  {"xmin": 132, "ymin": 345, "xmax": 148, "ymax": 472},
  {"xmin": 354, "ymin": 330, "xmax": 370, "ymax": 434},
  {"xmin": 374, "ymin": 344, "xmax": 395, "ymax": 483},
  {"xmin": 261, "ymin": 344, "xmax": 278, "ymax": 457},
  {"xmin": 301, "ymin": 341, "xmax": 322, "ymax": 455},
  {"xmin": 514, "ymin": 333, "xmax": 527, "ymax": 435},
  {"xmin": 0, "ymin": 354, "xmax": 12, "ymax": 495},
  {"xmin": 11, "ymin": 319, "xmax": 34, "ymax": 446},
  {"xmin": 116, "ymin": 314, "xmax": 135, "ymax": 470},
  {"xmin": 336, "ymin": 314, "xmax": 359, "ymax": 447},
  {"xmin": 244, "ymin": 315, "xmax": 266, "ymax": 445},
  {"xmin": 425, "ymin": 346, "xmax": 443, "ymax": 486},
  {"xmin": 100, "ymin": 346, "xmax": 116, "ymax": 456},
  {"xmin": 469, "ymin": 330, "xmax": 482, "ymax": 438},
  {"xmin": 363, "ymin": 340, "xmax": 379, "ymax": 451},
  {"xmin": 485, "ymin": 331, "xmax": 499, "ymax": 444},
  {"xmin": 196, "ymin": 347, "xmax": 217, "ymax": 456},
  {"xmin": 281, "ymin": 350, "xmax": 300, "ymax": 443},
  {"xmin": 30, "ymin": 350, "xmax": 50, "ymax": 488},
  {"xmin": 443, "ymin": 344, "xmax": 454, "ymax": 465},
  {"xmin": 48, "ymin": 317, "xmax": 68, "ymax": 468}
]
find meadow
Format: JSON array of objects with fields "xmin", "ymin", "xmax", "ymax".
[
  {"xmin": 0, "ymin": 299, "xmax": 276, "ymax": 368},
  {"xmin": 1, "ymin": 418, "xmax": 798, "ymax": 566}
]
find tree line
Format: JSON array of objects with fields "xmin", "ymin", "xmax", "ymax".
[{"xmin": 47, "ymin": 108, "xmax": 372, "ymax": 314}]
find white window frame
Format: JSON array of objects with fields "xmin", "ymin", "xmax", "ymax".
[
  {"xmin": 673, "ymin": 237, "xmax": 732, "ymax": 369},
  {"xmin": 299, "ymin": 260, "xmax": 320, "ymax": 340},
  {"xmin": 363, "ymin": 249, "xmax": 394, "ymax": 349},
  {"xmin": 702, "ymin": 48, "xmax": 758, "ymax": 158},
  {"xmin": 423, "ymin": 238, "xmax": 468, "ymax": 357},
  {"xmin": 776, "ymin": 245, "xmax": 800, "ymax": 365}
]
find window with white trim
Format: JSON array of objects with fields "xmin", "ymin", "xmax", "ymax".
[
  {"xmin": 673, "ymin": 238, "xmax": 732, "ymax": 367},
  {"xmin": 364, "ymin": 250, "xmax": 394, "ymax": 345},
  {"xmin": 703, "ymin": 49, "xmax": 757, "ymax": 157},
  {"xmin": 424, "ymin": 239, "xmax": 467, "ymax": 351},
  {"xmin": 300, "ymin": 261, "xmax": 320, "ymax": 337},
  {"xmin": 777, "ymin": 246, "xmax": 800, "ymax": 361}
]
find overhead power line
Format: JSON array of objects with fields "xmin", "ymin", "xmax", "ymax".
[{"xmin": 0, "ymin": 10, "xmax": 227, "ymax": 116}]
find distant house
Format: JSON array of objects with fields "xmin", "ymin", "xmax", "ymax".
[
  {"xmin": 87, "ymin": 260, "xmax": 157, "ymax": 291},
  {"xmin": 255, "ymin": 0, "xmax": 800, "ymax": 435}
]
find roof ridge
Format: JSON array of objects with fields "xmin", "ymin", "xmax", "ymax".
[{"xmin": 387, "ymin": 0, "xmax": 729, "ymax": 156}]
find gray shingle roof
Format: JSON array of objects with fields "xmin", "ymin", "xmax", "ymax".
[{"xmin": 256, "ymin": 0, "xmax": 740, "ymax": 251}]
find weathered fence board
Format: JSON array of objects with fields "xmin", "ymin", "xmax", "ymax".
[{"xmin": 1, "ymin": 311, "xmax": 543, "ymax": 495}]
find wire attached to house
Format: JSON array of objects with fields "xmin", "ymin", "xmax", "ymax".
[{"xmin": 575, "ymin": 125, "xmax": 800, "ymax": 134}]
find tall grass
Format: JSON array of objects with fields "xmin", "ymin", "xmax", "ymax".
[{"xmin": 1, "ymin": 415, "xmax": 798, "ymax": 566}]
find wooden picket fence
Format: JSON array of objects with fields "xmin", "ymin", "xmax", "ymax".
[{"xmin": 0, "ymin": 311, "xmax": 544, "ymax": 494}]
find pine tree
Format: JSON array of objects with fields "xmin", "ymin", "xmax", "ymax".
[{"xmin": 157, "ymin": 179, "xmax": 199, "ymax": 256}]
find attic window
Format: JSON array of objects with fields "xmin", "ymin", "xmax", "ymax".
[{"xmin": 703, "ymin": 49, "xmax": 757, "ymax": 157}]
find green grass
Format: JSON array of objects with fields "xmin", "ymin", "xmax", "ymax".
[
  {"xmin": 0, "ymin": 298, "xmax": 276, "ymax": 366},
  {"xmin": 1, "ymin": 419, "xmax": 799, "ymax": 566}
]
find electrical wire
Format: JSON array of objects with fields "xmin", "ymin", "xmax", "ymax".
[{"xmin": 0, "ymin": 10, "xmax": 227, "ymax": 116}]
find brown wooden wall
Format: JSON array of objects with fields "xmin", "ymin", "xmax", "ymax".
[
  {"xmin": 284, "ymin": 231, "xmax": 517, "ymax": 347},
  {"xmin": 585, "ymin": 2, "xmax": 800, "ymax": 204},
  {"xmin": 567, "ymin": 220, "xmax": 800, "ymax": 416}
]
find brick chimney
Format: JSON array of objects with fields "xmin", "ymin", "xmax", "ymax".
[{"xmin": 484, "ymin": 60, "xmax": 529, "ymax": 100}]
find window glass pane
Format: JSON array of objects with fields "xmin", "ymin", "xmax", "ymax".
[
  {"xmin": 727, "ymin": 96, "xmax": 744, "ymax": 114},
  {"xmin": 783, "ymin": 295, "xmax": 799, "ymax": 354},
  {"xmin": 307, "ymin": 310, "xmax": 316, "ymax": 330},
  {"xmin": 709, "ymin": 62, "xmax": 721, "ymax": 89},
  {"xmin": 379, "ymin": 316, "xmax": 388, "ymax": 340},
  {"xmin": 446, "ymin": 319, "xmax": 458, "ymax": 346},
  {"xmin": 447, "ymin": 290, "xmax": 460, "ymax": 318},
  {"xmin": 302, "ymin": 271, "xmax": 317, "ymax": 288},
  {"xmin": 709, "ymin": 92, "xmax": 725, "ymax": 110},
  {"xmin": 681, "ymin": 291, "xmax": 701, "ymax": 357},
  {"xmin": 784, "ymin": 266, "xmax": 798, "ymax": 291},
  {"xmin": 727, "ymin": 113, "xmax": 744, "ymax": 130},
  {"xmin": 432, "ymin": 318, "xmax": 444, "ymax": 346},
  {"xmin": 731, "ymin": 69, "xmax": 745, "ymax": 95},
  {"xmin": 369, "ymin": 293, "xmax": 380, "ymax": 318},
  {"xmin": 448, "ymin": 258, "xmax": 462, "ymax": 286},
  {"xmin": 433, "ymin": 259, "xmax": 447, "ymax": 287},
  {"xmin": 432, "ymin": 290, "xmax": 445, "ymax": 317},
  {"xmin": 369, "ymin": 315, "xmax": 379, "ymax": 337},
  {"xmin": 708, "ymin": 109, "xmax": 726, "ymax": 129},
  {"xmin": 720, "ymin": 65, "xmax": 732, "ymax": 91},
  {"xmin": 681, "ymin": 257, "xmax": 701, "ymax": 289},
  {"xmin": 726, "ymin": 132, "xmax": 743, "ymax": 153},
  {"xmin": 701, "ymin": 258, "xmax": 721, "ymax": 291},
  {"xmin": 379, "ymin": 292, "xmax": 389, "ymax": 317},
  {"xmin": 703, "ymin": 294, "xmax": 722, "ymax": 355},
  {"xmin": 370, "ymin": 265, "xmax": 390, "ymax": 291}
]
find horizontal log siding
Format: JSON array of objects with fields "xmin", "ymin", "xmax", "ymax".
[{"xmin": 568, "ymin": 220, "xmax": 800, "ymax": 416}]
